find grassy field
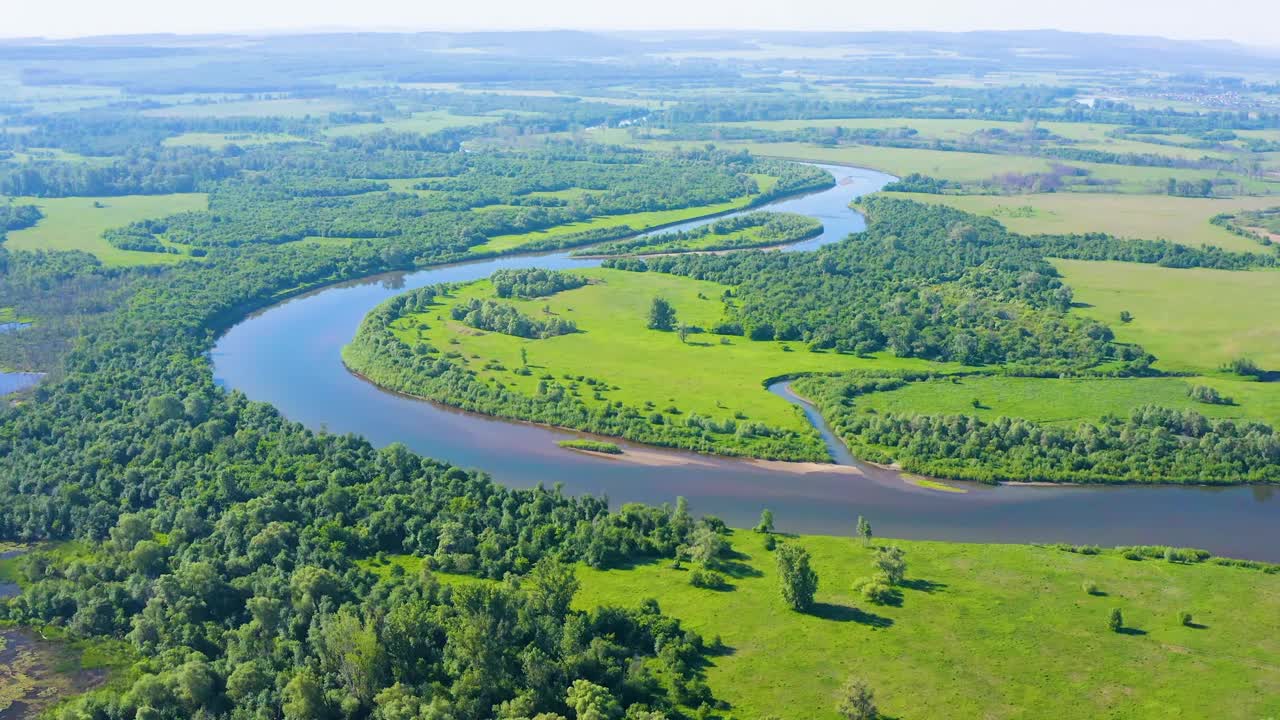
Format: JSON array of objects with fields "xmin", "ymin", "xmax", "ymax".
[
  {"xmin": 847, "ymin": 375, "xmax": 1280, "ymax": 426},
  {"xmin": 322, "ymin": 110, "xmax": 497, "ymax": 138},
  {"xmin": 162, "ymin": 131, "xmax": 309, "ymax": 148},
  {"xmin": 2, "ymin": 194, "xmax": 208, "ymax": 266},
  {"xmin": 574, "ymin": 531, "xmax": 1280, "ymax": 720},
  {"xmin": 391, "ymin": 268, "xmax": 961, "ymax": 433},
  {"xmin": 878, "ymin": 192, "xmax": 1279, "ymax": 252},
  {"xmin": 468, "ymin": 177, "xmax": 776, "ymax": 254},
  {"xmin": 1055, "ymin": 259, "xmax": 1280, "ymax": 374}
]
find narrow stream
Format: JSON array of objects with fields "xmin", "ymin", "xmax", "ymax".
[{"xmin": 213, "ymin": 163, "xmax": 1280, "ymax": 561}]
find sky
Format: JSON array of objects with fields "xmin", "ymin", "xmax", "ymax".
[{"xmin": 5, "ymin": 0, "xmax": 1280, "ymax": 47}]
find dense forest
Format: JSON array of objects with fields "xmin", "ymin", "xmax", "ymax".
[{"xmin": 90, "ymin": 147, "xmax": 830, "ymax": 254}]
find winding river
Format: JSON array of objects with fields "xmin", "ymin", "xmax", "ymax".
[{"xmin": 213, "ymin": 164, "xmax": 1280, "ymax": 561}]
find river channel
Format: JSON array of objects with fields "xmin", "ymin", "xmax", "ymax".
[{"xmin": 212, "ymin": 163, "xmax": 1280, "ymax": 561}]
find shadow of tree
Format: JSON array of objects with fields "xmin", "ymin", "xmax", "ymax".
[
  {"xmin": 808, "ymin": 602, "xmax": 894, "ymax": 628},
  {"xmin": 900, "ymin": 578, "xmax": 947, "ymax": 593},
  {"xmin": 1117, "ymin": 627, "xmax": 1148, "ymax": 636}
]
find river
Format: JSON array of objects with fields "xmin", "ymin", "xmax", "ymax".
[{"xmin": 212, "ymin": 163, "xmax": 1280, "ymax": 561}]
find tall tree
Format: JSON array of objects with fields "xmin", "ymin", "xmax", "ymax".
[{"xmin": 776, "ymin": 543, "xmax": 819, "ymax": 612}]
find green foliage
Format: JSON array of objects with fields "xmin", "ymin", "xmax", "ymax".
[
  {"xmin": 1109, "ymin": 608, "xmax": 1125, "ymax": 633},
  {"xmin": 775, "ymin": 543, "xmax": 819, "ymax": 612},
  {"xmin": 557, "ymin": 440, "xmax": 623, "ymax": 454},
  {"xmin": 583, "ymin": 211, "xmax": 822, "ymax": 257},
  {"xmin": 647, "ymin": 297, "xmax": 677, "ymax": 331},
  {"xmin": 836, "ymin": 677, "xmax": 878, "ymax": 720},
  {"xmin": 450, "ymin": 297, "xmax": 578, "ymax": 339}
]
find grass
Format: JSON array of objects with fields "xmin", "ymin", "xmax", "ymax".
[
  {"xmin": 574, "ymin": 530, "xmax": 1280, "ymax": 720},
  {"xmin": 849, "ymin": 375, "xmax": 1280, "ymax": 426},
  {"xmin": 391, "ymin": 267, "xmax": 962, "ymax": 434},
  {"xmin": 2, "ymin": 194, "xmax": 208, "ymax": 266},
  {"xmin": 322, "ymin": 110, "xmax": 497, "ymax": 138},
  {"xmin": 879, "ymin": 192, "xmax": 1280, "ymax": 252},
  {"xmin": 558, "ymin": 439, "xmax": 624, "ymax": 454},
  {"xmin": 1055, "ymin": 260, "xmax": 1280, "ymax": 374},
  {"xmin": 467, "ymin": 177, "xmax": 777, "ymax": 255}
]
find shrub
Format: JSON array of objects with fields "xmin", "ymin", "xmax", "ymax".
[
  {"xmin": 689, "ymin": 568, "xmax": 729, "ymax": 590},
  {"xmin": 1179, "ymin": 611, "xmax": 1194, "ymax": 627},
  {"xmin": 1082, "ymin": 580, "xmax": 1099, "ymax": 595},
  {"xmin": 853, "ymin": 575, "xmax": 896, "ymax": 605},
  {"xmin": 1108, "ymin": 608, "xmax": 1124, "ymax": 633}
]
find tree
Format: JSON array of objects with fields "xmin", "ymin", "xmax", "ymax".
[
  {"xmin": 1108, "ymin": 608, "xmax": 1124, "ymax": 633},
  {"xmin": 687, "ymin": 524, "xmax": 726, "ymax": 566},
  {"xmin": 837, "ymin": 677, "xmax": 878, "ymax": 720},
  {"xmin": 648, "ymin": 297, "xmax": 676, "ymax": 331},
  {"xmin": 776, "ymin": 543, "xmax": 818, "ymax": 611},
  {"xmin": 874, "ymin": 546, "xmax": 906, "ymax": 586},
  {"xmin": 755, "ymin": 509, "xmax": 775, "ymax": 534},
  {"xmin": 1119, "ymin": 310, "xmax": 1133, "ymax": 323},
  {"xmin": 677, "ymin": 322, "xmax": 689, "ymax": 343},
  {"xmin": 566, "ymin": 679, "xmax": 622, "ymax": 720},
  {"xmin": 856, "ymin": 516, "xmax": 872, "ymax": 546}
]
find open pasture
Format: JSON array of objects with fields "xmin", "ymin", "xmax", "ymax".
[
  {"xmin": 2, "ymin": 193, "xmax": 207, "ymax": 266},
  {"xmin": 879, "ymin": 192, "xmax": 1280, "ymax": 252},
  {"xmin": 1055, "ymin": 259, "xmax": 1280, "ymax": 374},
  {"xmin": 575, "ymin": 531, "xmax": 1280, "ymax": 720}
]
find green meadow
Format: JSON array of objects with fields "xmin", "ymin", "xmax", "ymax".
[
  {"xmin": 578, "ymin": 532, "xmax": 1280, "ymax": 720},
  {"xmin": 390, "ymin": 268, "xmax": 961, "ymax": 433},
  {"xmin": 2, "ymin": 193, "xmax": 208, "ymax": 266},
  {"xmin": 1055, "ymin": 260, "xmax": 1280, "ymax": 374},
  {"xmin": 879, "ymin": 192, "xmax": 1280, "ymax": 252},
  {"xmin": 847, "ymin": 375, "xmax": 1280, "ymax": 426}
]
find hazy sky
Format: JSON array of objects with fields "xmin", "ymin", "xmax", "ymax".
[{"xmin": 6, "ymin": 0, "xmax": 1280, "ymax": 47}]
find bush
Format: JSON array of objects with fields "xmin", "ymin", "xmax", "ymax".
[
  {"xmin": 1108, "ymin": 608, "xmax": 1124, "ymax": 633},
  {"xmin": 1082, "ymin": 580, "xmax": 1099, "ymax": 595},
  {"xmin": 1179, "ymin": 611, "xmax": 1194, "ymax": 627},
  {"xmin": 853, "ymin": 575, "xmax": 896, "ymax": 605},
  {"xmin": 689, "ymin": 568, "xmax": 729, "ymax": 590}
]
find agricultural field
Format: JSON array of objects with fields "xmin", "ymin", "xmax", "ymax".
[
  {"xmin": 388, "ymin": 267, "xmax": 961, "ymax": 433},
  {"xmin": 575, "ymin": 531, "xmax": 1280, "ymax": 720},
  {"xmin": 877, "ymin": 192, "xmax": 1280, "ymax": 252},
  {"xmin": 1055, "ymin": 259, "xmax": 1280, "ymax": 374},
  {"xmin": 2, "ymin": 194, "xmax": 208, "ymax": 266}
]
